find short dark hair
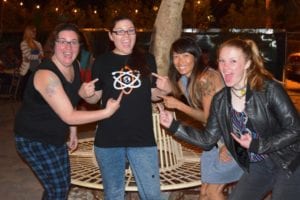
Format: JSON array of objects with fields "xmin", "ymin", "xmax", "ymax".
[
  {"xmin": 109, "ymin": 16, "xmax": 134, "ymax": 31},
  {"xmin": 47, "ymin": 23, "xmax": 81, "ymax": 53}
]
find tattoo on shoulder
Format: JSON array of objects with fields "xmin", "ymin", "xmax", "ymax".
[
  {"xmin": 45, "ymin": 77, "xmax": 60, "ymax": 97},
  {"xmin": 199, "ymin": 73, "xmax": 217, "ymax": 96}
]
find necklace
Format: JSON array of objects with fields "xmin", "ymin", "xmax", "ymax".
[
  {"xmin": 231, "ymin": 88, "xmax": 246, "ymax": 99},
  {"xmin": 232, "ymin": 85, "xmax": 246, "ymax": 95},
  {"xmin": 232, "ymin": 85, "xmax": 246, "ymax": 91}
]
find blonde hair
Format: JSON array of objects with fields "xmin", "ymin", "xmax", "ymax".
[{"xmin": 23, "ymin": 25, "xmax": 38, "ymax": 49}]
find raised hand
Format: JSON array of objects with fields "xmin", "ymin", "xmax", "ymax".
[
  {"xmin": 105, "ymin": 91, "xmax": 123, "ymax": 117},
  {"xmin": 152, "ymin": 72, "xmax": 172, "ymax": 94},
  {"xmin": 231, "ymin": 132, "xmax": 252, "ymax": 149},
  {"xmin": 157, "ymin": 103, "xmax": 174, "ymax": 128},
  {"xmin": 79, "ymin": 78, "xmax": 99, "ymax": 98}
]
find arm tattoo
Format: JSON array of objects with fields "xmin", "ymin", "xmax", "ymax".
[
  {"xmin": 200, "ymin": 75, "xmax": 216, "ymax": 97},
  {"xmin": 45, "ymin": 77, "xmax": 60, "ymax": 97}
]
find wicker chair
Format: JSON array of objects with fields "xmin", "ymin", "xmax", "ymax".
[{"xmin": 69, "ymin": 104, "xmax": 201, "ymax": 191}]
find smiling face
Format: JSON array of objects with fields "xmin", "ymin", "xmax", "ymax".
[
  {"xmin": 173, "ymin": 52, "xmax": 195, "ymax": 77},
  {"xmin": 53, "ymin": 30, "xmax": 80, "ymax": 67},
  {"xmin": 218, "ymin": 46, "xmax": 250, "ymax": 88},
  {"xmin": 109, "ymin": 19, "xmax": 136, "ymax": 55}
]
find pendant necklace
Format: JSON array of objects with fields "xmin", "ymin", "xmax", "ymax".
[{"xmin": 231, "ymin": 86, "xmax": 246, "ymax": 99}]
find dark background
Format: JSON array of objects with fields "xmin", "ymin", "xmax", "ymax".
[{"xmin": 0, "ymin": 29, "xmax": 287, "ymax": 81}]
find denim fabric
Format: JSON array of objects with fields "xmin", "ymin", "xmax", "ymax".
[
  {"xmin": 94, "ymin": 146, "xmax": 162, "ymax": 200},
  {"xmin": 229, "ymin": 157, "xmax": 300, "ymax": 200},
  {"xmin": 15, "ymin": 136, "xmax": 70, "ymax": 200}
]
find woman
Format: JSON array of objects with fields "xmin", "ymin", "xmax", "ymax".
[
  {"xmin": 159, "ymin": 37, "xmax": 243, "ymax": 200},
  {"xmin": 87, "ymin": 16, "xmax": 163, "ymax": 200},
  {"xmin": 159, "ymin": 38, "xmax": 300, "ymax": 200},
  {"xmin": 14, "ymin": 23, "xmax": 122, "ymax": 200},
  {"xmin": 20, "ymin": 24, "xmax": 44, "ymax": 76},
  {"xmin": 19, "ymin": 25, "xmax": 44, "ymax": 99}
]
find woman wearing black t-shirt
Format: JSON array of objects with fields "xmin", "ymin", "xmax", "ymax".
[{"xmin": 87, "ymin": 16, "xmax": 165, "ymax": 200}]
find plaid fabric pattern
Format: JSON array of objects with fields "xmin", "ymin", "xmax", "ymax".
[
  {"xmin": 231, "ymin": 108, "xmax": 267, "ymax": 162},
  {"xmin": 15, "ymin": 136, "xmax": 70, "ymax": 200}
]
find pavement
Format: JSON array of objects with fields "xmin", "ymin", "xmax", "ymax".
[{"xmin": 0, "ymin": 81, "xmax": 299, "ymax": 200}]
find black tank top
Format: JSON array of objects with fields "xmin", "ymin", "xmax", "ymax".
[{"xmin": 14, "ymin": 59, "xmax": 81, "ymax": 146}]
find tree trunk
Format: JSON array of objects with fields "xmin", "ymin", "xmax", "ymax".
[{"xmin": 150, "ymin": 0, "xmax": 185, "ymax": 75}]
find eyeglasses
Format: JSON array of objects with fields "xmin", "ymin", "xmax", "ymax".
[
  {"xmin": 56, "ymin": 39, "xmax": 80, "ymax": 47},
  {"xmin": 111, "ymin": 29, "xmax": 136, "ymax": 36}
]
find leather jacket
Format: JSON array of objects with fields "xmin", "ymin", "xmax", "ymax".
[{"xmin": 168, "ymin": 79, "xmax": 300, "ymax": 176}]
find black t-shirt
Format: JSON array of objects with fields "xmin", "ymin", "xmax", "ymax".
[
  {"xmin": 14, "ymin": 59, "xmax": 81, "ymax": 146},
  {"xmin": 92, "ymin": 51, "xmax": 157, "ymax": 147}
]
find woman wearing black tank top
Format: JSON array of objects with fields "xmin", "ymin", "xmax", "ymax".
[{"xmin": 14, "ymin": 23, "xmax": 122, "ymax": 200}]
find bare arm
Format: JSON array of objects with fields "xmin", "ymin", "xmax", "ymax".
[
  {"xmin": 34, "ymin": 70, "xmax": 122, "ymax": 125},
  {"xmin": 161, "ymin": 95, "xmax": 207, "ymax": 123},
  {"xmin": 68, "ymin": 126, "xmax": 78, "ymax": 152},
  {"xmin": 161, "ymin": 70, "xmax": 224, "ymax": 123}
]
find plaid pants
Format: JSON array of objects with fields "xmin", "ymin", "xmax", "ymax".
[{"xmin": 15, "ymin": 136, "xmax": 70, "ymax": 200}]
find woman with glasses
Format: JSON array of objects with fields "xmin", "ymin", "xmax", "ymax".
[
  {"xmin": 14, "ymin": 23, "xmax": 122, "ymax": 200},
  {"xmin": 87, "ymin": 16, "xmax": 164, "ymax": 199}
]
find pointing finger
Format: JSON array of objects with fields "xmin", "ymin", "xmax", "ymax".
[
  {"xmin": 152, "ymin": 72, "xmax": 163, "ymax": 79},
  {"xmin": 157, "ymin": 103, "xmax": 164, "ymax": 112},
  {"xmin": 89, "ymin": 78, "xmax": 99, "ymax": 84},
  {"xmin": 156, "ymin": 95, "xmax": 166, "ymax": 100},
  {"xmin": 116, "ymin": 91, "xmax": 123, "ymax": 102}
]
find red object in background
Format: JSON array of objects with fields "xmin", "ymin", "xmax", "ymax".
[{"xmin": 80, "ymin": 69, "xmax": 92, "ymax": 82}]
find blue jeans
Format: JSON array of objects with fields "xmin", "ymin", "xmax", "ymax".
[
  {"xmin": 229, "ymin": 157, "xmax": 300, "ymax": 200},
  {"xmin": 94, "ymin": 146, "xmax": 162, "ymax": 200}
]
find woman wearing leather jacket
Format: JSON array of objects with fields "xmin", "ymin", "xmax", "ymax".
[{"xmin": 158, "ymin": 38, "xmax": 300, "ymax": 200}]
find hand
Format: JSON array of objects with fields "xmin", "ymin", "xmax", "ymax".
[
  {"xmin": 161, "ymin": 95, "xmax": 181, "ymax": 109},
  {"xmin": 152, "ymin": 72, "xmax": 172, "ymax": 94},
  {"xmin": 67, "ymin": 132, "xmax": 78, "ymax": 153},
  {"xmin": 219, "ymin": 145, "xmax": 232, "ymax": 163},
  {"xmin": 157, "ymin": 103, "xmax": 174, "ymax": 128},
  {"xmin": 79, "ymin": 78, "xmax": 99, "ymax": 98},
  {"xmin": 105, "ymin": 91, "xmax": 123, "ymax": 117},
  {"xmin": 231, "ymin": 132, "xmax": 252, "ymax": 149}
]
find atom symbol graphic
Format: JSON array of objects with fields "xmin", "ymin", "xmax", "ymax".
[{"xmin": 112, "ymin": 65, "xmax": 141, "ymax": 95}]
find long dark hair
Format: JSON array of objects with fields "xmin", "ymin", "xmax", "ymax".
[
  {"xmin": 168, "ymin": 37, "xmax": 206, "ymax": 108},
  {"xmin": 109, "ymin": 16, "xmax": 150, "ymax": 77}
]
